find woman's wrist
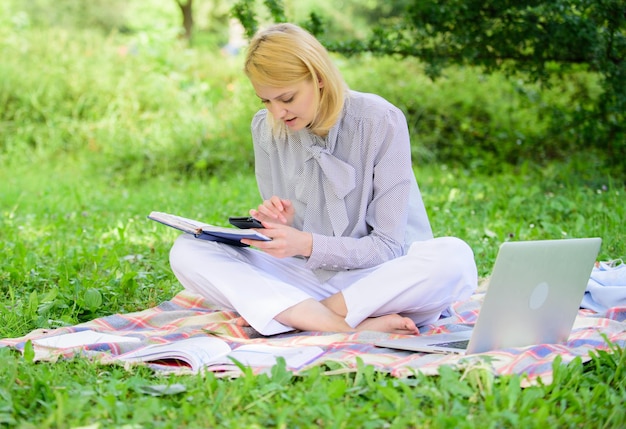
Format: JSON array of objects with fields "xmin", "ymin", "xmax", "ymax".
[{"xmin": 299, "ymin": 231, "xmax": 313, "ymax": 258}]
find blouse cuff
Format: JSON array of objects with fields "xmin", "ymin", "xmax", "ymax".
[{"xmin": 305, "ymin": 233, "xmax": 333, "ymax": 270}]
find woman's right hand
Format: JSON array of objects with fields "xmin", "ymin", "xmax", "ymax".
[{"xmin": 250, "ymin": 196, "xmax": 295, "ymax": 226}]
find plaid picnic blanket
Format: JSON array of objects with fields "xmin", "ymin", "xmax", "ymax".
[{"xmin": 2, "ymin": 290, "xmax": 625, "ymax": 385}]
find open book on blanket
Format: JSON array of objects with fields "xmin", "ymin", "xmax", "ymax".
[
  {"xmin": 115, "ymin": 337, "xmax": 325, "ymax": 372},
  {"xmin": 32, "ymin": 330, "xmax": 324, "ymax": 373},
  {"xmin": 148, "ymin": 211, "xmax": 270, "ymax": 247}
]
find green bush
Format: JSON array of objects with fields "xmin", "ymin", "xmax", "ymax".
[
  {"xmin": 0, "ymin": 24, "xmax": 260, "ymax": 179},
  {"xmin": 0, "ymin": 18, "xmax": 621, "ymax": 180},
  {"xmin": 341, "ymin": 55, "xmax": 608, "ymax": 172}
]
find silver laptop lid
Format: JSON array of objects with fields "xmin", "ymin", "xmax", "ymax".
[{"xmin": 466, "ymin": 237, "xmax": 601, "ymax": 354}]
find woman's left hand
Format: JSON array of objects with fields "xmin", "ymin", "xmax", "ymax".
[{"xmin": 241, "ymin": 221, "xmax": 312, "ymax": 258}]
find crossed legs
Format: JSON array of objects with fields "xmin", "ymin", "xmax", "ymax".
[{"xmin": 170, "ymin": 235, "xmax": 477, "ymax": 335}]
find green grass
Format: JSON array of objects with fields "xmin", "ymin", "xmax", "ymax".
[
  {"xmin": 1, "ymin": 347, "xmax": 624, "ymax": 428},
  {"xmin": 1, "ymin": 157, "xmax": 625, "ymax": 428}
]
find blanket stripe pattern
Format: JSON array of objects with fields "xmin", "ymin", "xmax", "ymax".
[{"xmin": 1, "ymin": 290, "xmax": 625, "ymax": 385}]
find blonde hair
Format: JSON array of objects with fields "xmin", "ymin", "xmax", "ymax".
[{"xmin": 244, "ymin": 23, "xmax": 347, "ymax": 137}]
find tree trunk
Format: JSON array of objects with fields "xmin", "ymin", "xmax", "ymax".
[{"xmin": 177, "ymin": 0, "xmax": 194, "ymax": 42}]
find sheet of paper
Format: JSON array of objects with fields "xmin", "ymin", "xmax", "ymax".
[{"xmin": 33, "ymin": 330, "xmax": 141, "ymax": 348}]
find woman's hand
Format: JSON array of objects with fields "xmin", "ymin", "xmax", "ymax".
[
  {"xmin": 241, "ymin": 222, "xmax": 312, "ymax": 258},
  {"xmin": 250, "ymin": 196, "xmax": 295, "ymax": 226}
]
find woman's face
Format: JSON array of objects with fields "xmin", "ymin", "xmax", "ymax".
[{"xmin": 253, "ymin": 79, "xmax": 321, "ymax": 132}]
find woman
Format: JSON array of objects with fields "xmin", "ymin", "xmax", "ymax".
[{"xmin": 170, "ymin": 23, "xmax": 477, "ymax": 336}]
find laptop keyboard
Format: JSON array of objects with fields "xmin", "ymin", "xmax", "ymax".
[{"xmin": 429, "ymin": 339, "xmax": 469, "ymax": 349}]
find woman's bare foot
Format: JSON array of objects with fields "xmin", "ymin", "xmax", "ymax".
[
  {"xmin": 273, "ymin": 298, "xmax": 418, "ymax": 334},
  {"xmin": 356, "ymin": 314, "xmax": 419, "ymax": 335}
]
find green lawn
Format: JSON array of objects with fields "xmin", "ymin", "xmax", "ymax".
[{"xmin": 1, "ymin": 158, "xmax": 624, "ymax": 428}]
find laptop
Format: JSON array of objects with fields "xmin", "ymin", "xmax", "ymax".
[{"xmin": 373, "ymin": 238, "xmax": 602, "ymax": 355}]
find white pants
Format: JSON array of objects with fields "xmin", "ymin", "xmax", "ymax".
[{"xmin": 169, "ymin": 234, "xmax": 478, "ymax": 335}]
